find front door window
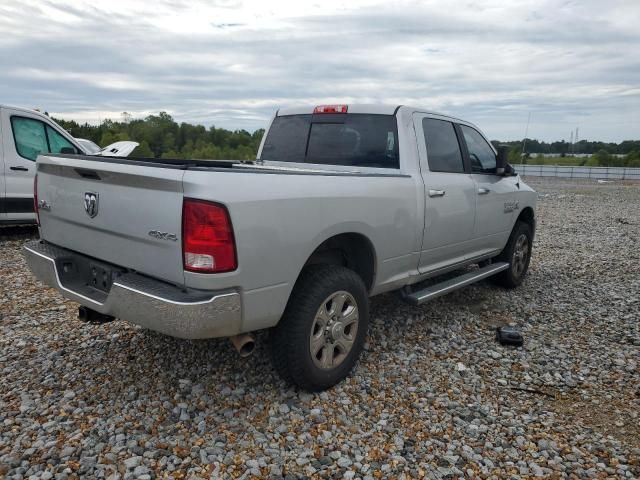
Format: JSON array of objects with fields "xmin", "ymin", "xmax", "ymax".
[
  {"xmin": 11, "ymin": 117, "xmax": 48, "ymax": 161},
  {"xmin": 460, "ymin": 125, "xmax": 496, "ymax": 173},
  {"xmin": 11, "ymin": 116, "xmax": 78, "ymax": 161}
]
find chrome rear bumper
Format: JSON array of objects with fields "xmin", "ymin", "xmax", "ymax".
[{"xmin": 23, "ymin": 240, "xmax": 242, "ymax": 339}]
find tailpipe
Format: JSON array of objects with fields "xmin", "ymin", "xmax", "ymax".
[{"xmin": 230, "ymin": 333, "xmax": 255, "ymax": 357}]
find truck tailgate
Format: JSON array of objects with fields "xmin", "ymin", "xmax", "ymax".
[{"xmin": 36, "ymin": 155, "xmax": 185, "ymax": 286}]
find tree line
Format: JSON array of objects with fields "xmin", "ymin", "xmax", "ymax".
[
  {"xmin": 54, "ymin": 112, "xmax": 639, "ymax": 167},
  {"xmin": 492, "ymin": 140, "xmax": 640, "ymax": 167},
  {"xmin": 496, "ymin": 138, "xmax": 640, "ymax": 155},
  {"xmin": 54, "ymin": 112, "xmax": 264, "ymax": 161}
]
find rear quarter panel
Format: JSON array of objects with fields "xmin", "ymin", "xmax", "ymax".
[{"xmin": 182, "ymin": 169, "xmax": 423, "ymax": 331}]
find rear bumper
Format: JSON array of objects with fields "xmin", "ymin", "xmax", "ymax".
[{"xmin": 23, "ymin": 240, "xmax": 242, "ymax": 339}]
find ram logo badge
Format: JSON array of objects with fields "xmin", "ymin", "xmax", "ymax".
[
  {"xmin": 148, "ymin": 230, "xmax": 178, "ymax": 241},
  {"xmin": 84, "ymin": 192, "xmax": 99, "ymax": 218}
]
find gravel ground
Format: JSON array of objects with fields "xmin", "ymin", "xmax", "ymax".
[{"xmin": 1, "ymin": 177, "xmax": 639, "ymax": 479}]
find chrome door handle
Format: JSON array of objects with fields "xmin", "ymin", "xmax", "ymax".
[
  {"xmin": 478, "ymin": 187, "xmax": 490, "ymax": 195},
  {"xmin": 428, "ymin": 189, "xmax": 446, "ymax": 197}
]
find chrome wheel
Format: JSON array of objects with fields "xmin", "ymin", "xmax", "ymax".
[
  {"xmin": 512, "ymin": 233, "xmax": 529, "ymax": 278},
  {"xmin": 309, "ymin": 291, "xmax": 359, "ymax": 370}
]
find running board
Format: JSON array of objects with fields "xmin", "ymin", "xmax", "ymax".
[{"xmin": 402, "ymin": 262, "xmax": 510, "ymax": 306}]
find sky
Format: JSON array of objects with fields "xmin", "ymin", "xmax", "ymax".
[{"xmin": 1, "ymin": 0, "xmax": 638, "ymax": 142}]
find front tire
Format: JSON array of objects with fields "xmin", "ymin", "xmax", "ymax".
[
  {"xmin": 492, "ymin": 221, "xmax": 533, "ymax": 288},
  {"xmin": 271, "ymin": 265, "xmax": 369, "ymax": 391}
]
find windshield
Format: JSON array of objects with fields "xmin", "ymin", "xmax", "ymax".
[{"xmin": 260, "ymin": 113, "xmax": 399, "ymax": 169}]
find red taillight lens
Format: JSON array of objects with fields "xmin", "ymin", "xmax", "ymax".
[
  {"xmin": 182, "ymin": 199, "xmax": 237, "ymax": 273},
  {"xmin": 313, "ymin": 105, "xmax": 348, "ymax": 114},
  {"xmin": 33, "ymin": 174, "xmax": 40, "ymax": 225}
]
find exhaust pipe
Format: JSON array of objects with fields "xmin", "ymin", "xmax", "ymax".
[
  {"xmin": 230, "ymin": 333, "xmax": 255, "ymax": 357},
  {"xmin": 78, "ymin": 306, "xmax": 115, "ymax": 324}
]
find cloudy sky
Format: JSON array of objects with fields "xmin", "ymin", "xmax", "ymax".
[{"xmin": 1, "ymin": 0, "xmax": 638, "ymax": 141}]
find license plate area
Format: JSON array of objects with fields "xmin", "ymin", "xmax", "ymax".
[
  {"xmin": 88, "ymin": 262, "xmax": 117, "ymax": 293},
  {"xmin": 55, "ymin": 254, "xmax": 125, "ymax": 297}
]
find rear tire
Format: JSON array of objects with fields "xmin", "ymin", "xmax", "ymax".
[
  {"xmin": 491, "ymin": 221, "xmax": 533, "ymax": 289},
  {"xmin": 271, "ymin": 265, "xmax": 369, "ymax": 391}
]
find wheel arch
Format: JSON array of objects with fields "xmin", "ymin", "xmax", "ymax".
[
  {"xmin": 516, "ymin": 206, "xmax": 536, "ymax": 239},
  {"xmin": 300, "ymin": 232, "xmax": 377, "ymax": 292}
]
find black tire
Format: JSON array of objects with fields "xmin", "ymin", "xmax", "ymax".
[
  {"xmin": 271, "ymin": 265, "xmax": 369, "ymax": 391},
  {"xmin": 491, "ymin": 221, "xmax": 533, "ymax": 289}
]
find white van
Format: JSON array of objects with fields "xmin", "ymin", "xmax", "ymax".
[{"xmin": 0, "ymin": 105, "xmax": 138, "ymax": 224}]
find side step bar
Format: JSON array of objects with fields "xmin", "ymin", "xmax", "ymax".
[{"xmin": 402, "ymin": 262, "xmax": 510, "ymax": 306}]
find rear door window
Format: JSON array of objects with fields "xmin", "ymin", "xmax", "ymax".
[
  {"xmin": 422, "ymin": 118, "xmax": 465, "ymax": 173},
  {"xmin": 260, "ymin": 114, "xmax": 399, "ymax": 168}
]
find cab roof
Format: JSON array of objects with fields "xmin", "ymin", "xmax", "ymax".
[
  {"xmin": 276, "ymin": 104, "xmax": 466, "ymax": 123},
  {"xmin": 0, "ymin": 104, "xmax": 54, "ymax": 122}
]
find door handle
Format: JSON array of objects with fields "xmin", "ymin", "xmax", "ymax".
[
  {"xmin": 478, "ymin": 187, "xmax": 491, "ymax": 195},
  {"xmin": 10, "ymin": 166, "xmax": 29, "ymax": 172},
  {"xmin": 428, "ymin": 189, "xmax": 446, "ymax": 197}
]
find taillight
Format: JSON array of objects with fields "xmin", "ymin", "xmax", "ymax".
[
  {"xmin": 182, "ymin": 199, "xmax": 237, "ymax": 273},
  {"xmin": 313, "ymin": 105, "xmax": 348, "ymax": 114},
  {"xmin": 33, "ymin": 174, "xmax": 40, "ymax": 225}
]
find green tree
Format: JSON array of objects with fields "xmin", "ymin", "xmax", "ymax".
[
  {"xmin": 508, "ymin": 146, "xmax": 522, "ymax": 164},
  {"xmin": 100, "ymin": 131, "xmax": 130, "ymax": 146},
  {"xmin": 592, "ymin": 149, "xmax": 611, "ymax": 166},
  {"xmin": 160, "ymin": 150, "xmax": 181, "ymax": 159},
  {"xmin": 624, "ymin": 150, "xmax": 640, "ymax": 167},
  {"xmin": 131, "ymin": 141, "xmax": 154, "ymax": 158}
]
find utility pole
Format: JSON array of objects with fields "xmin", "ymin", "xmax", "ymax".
[
  {"xmin": 569, "ymin": 130, "xmax": 574, "ymax": 154},
  {"xmin": 521, "ymin": 112, "xmax": 531, "ymax": 164}
]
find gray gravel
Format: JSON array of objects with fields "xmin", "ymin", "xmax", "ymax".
[{"xmin": 1, "ymin": 177, "xmax": 639, "ymax": 479}]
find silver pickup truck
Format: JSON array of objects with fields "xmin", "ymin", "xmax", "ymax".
[{"xmin": 24, "ymin": 104, "xmax": 536, "ymax": 391}]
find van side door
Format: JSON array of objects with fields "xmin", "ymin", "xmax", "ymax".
[
  {"xmin": 414, "ymin": 114, "xmax": 477, "ymax": 273},
  {"xmin": 458, "ymin": 124, "xmax": 518, "ymax": 253},
  {"xmin": 0, "ymin": 108, "xmax": 79, "ymax": 221}
]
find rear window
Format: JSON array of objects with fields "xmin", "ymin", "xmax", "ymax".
[{"xmin": 260, "ymin": 114, "xmax": 400, "ymax": 168}]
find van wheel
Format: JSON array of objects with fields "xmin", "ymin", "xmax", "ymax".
[
  {"xmin": 271, "ymin": 265, "xmax": 369, "ymax": 391},
  {"xmin": 492, "ymin": 221, "xmax": 533, "ymax": 289}
]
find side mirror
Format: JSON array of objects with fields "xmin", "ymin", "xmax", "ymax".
[
  {"xmin": 496, "ymin": 145, "xmax": 509, "ymax": 175},
  {"xmin": 505, "ymin": 163, "xmax": 516, "ymax": 176}
]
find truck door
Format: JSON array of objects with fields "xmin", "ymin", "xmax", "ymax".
[
  {"xmin": 1, "ymin": 109, "xmax": 38, "ymax": 221},
  {"xmin": 0, "ymin": 108, "xmax": 79, "ymax": 222},
  {"xmin": 414, "ymin": 114, "xmax": 477, "ymax": 273},
  {"xmin": 458, "ymin": 124, "xmax": 518, "ymax": 253}
]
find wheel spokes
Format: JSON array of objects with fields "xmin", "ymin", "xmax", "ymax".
[
  {"xmin": 330, "ymin": 293, "xmax": 348, "ymax": 317},
  {"xmin": 340, "ymin": 305, "xmax": 358, "ymax": 326},
  {"xmin": 320, "ymin": 343, "xmax": 336, "ymax": 368},
  {"xmin": 310, "ymin": 329, "xmax": 325, "ymax": 354},
  {"xmin": 512, "ymin": 234, "xmax": 529, "ymax": 277},
  {"xmin": 310, "ymin": 290, "xmax": 360, "ymax": 370},
  {"xmin": 335, "ymin": 335, "xmax": 354, "ymax": 355}
]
